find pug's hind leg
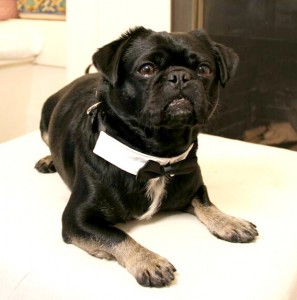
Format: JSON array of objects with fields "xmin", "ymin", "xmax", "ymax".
[
  {"xmin": 191, "ymin": 185, "xmax": 259, "ymax": 243},
  {"xmin": 35, "ymin": 155, "xmax": 56, "ymax": 173}
]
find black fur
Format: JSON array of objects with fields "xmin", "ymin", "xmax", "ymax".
[{"xmin": 35, "ymin": 27, "xmax": 245, "ymax": 287}]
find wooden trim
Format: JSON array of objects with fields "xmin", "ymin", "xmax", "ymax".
[
  {"xmin": 197, "ymin": 0, "xmax": 204, "ymax": 29},
  {"xmin": 192, "ymin": 0, "xmax": 198, "ymax": 29}
]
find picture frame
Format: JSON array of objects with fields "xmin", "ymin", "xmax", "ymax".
[{"xmin": 17, "ymin": 0, "xmax": 66, "ymax": 21}]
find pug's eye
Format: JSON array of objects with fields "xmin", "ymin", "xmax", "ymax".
[
  {"xmin": 138, "ymin": 63, "xmax": 157, "ymax": 77},
  {"xmin": 197, "ymin": 64, "xmax": 212, "ymax": 76}
]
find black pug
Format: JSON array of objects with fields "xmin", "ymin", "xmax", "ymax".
[{"xmin": 35, "ymin": 27, "xmax": 258, "ymax": 287}]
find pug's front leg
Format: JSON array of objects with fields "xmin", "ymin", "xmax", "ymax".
[
  {"xmin": 62, "ymin": 197, "xmax": 176, "ymax": 287},
  {"xmin": 113, "ymin": 236, "xmax": 176, "ymax": 287},
  {"xmin": 190, "ymin": 185, "xmax": 259, "ymax": 243},
  {"xmin": 68, "ymin": 227, "xmax": 176, "ymax": 287}
]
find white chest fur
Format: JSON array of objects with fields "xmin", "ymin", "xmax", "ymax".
[{"xmin": 137, "ymin": 176, "xmax": 168, "ymax": 220}]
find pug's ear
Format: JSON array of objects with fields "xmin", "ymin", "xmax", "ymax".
[
  {"xmin": 92, "ymin": 27, "xmax": 152, "ymax": 85},
  {"xmin": 92, "ymin": 39, "xmax": 126, "ymax": 85},
  {"xmin": 212, "ymin": 42, "xmax": 239, "ymax": 87},
  {"xmin": 190, "ymin": 30, "xmax": 239, "ymax": 87}
]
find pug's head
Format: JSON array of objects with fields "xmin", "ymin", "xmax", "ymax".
[{"xmin": 93, "ymin": 27, "xmax": 238, "ymax": 130}]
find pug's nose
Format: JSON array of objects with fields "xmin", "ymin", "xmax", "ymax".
[{"xmin": 167, "ymin": 70, "xmax": 191, "ymax": 88}]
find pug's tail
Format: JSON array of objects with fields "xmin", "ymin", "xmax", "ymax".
[{"xmin": 85, "ymin": 64, "xmax": 98, "ymax": 74}]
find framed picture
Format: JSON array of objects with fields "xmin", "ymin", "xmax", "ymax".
[{"xmin": 17, "ymin": 0, "xmax": 66, "ymax": 20}]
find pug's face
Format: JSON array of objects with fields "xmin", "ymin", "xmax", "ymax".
[{"xmin": 93, "ymin": 27, "xmax": 239, "ymax": 129}]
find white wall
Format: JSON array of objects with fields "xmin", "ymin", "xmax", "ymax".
[
  {"xmin": 0, "ymin": 62, "xmax": 33, "ymax": 142},
  {"xmin": 0, "ymin": 19, "xmax": 67, "ymax": 142},
  {"xmin": 33, "ymin": 19, "xmax": 66, "ymax": 67},
  {"xmin": 26, "ymin": 65, "xmax": 66, "ymax": 133},
  {"xmin": 66, "ymin": 0, "xmax": 171, "ymax": 81}
]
